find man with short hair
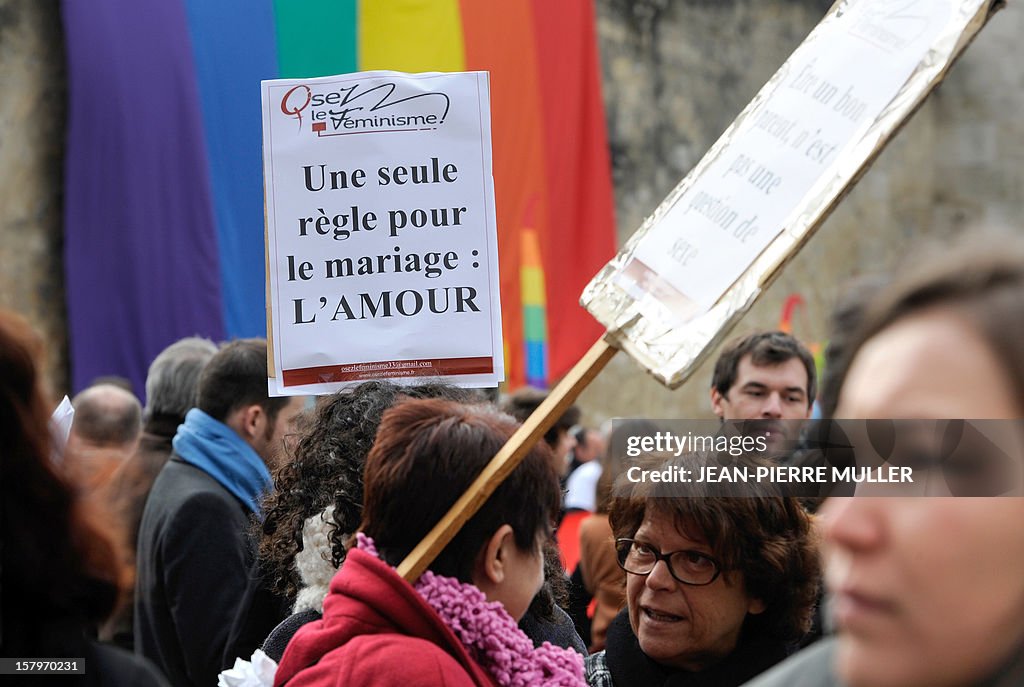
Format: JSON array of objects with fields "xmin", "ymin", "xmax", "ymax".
[
  {"xmin": 114, "ymin": 337, "xmax": 219, "ymax": 544},
  {"xmin": 101, "ymin": 337, "xmax": 217, "ymax": 649},
  {"xmin": 711, "ymin": 331, "xmax": 816, "ymax": 450},
  {"xmin": 66, "ymin": 383, "xmax": 142, "ymax": 490},
  {"xmin": 135, "ymin": 339, "xmax": 303, "ymax": 687},
  {"xmin": 501, "ymin": 386, "xmax": 580, "ymax": 479}
]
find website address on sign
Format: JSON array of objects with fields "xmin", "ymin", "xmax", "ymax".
[{"xmin": 337, "ymin": 361, "xmax": 433, "ymax": 373}]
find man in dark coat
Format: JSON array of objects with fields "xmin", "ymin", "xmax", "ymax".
[{"xmin": 134, "ymin": 339, "xmax": 303, "ymax": 687}]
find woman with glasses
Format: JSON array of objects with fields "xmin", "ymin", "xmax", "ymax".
[{"xmin": 585, "ymin": 452, "xmax": 819, "ymax": 686}]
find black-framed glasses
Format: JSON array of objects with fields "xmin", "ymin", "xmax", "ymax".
[{"xmin": 615, "ymin": 538, "xmax": 722, "ymax": 586}]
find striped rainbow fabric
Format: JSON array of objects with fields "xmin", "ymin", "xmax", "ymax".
[
  {"xmin": 62, "ymin": 0, "xmax": 615, "ymax": 395},
  {"xmin": 521, "ymin": 224, "xmax": 548, "ymax": 389}
]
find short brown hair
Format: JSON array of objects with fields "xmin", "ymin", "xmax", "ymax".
[
  {"xmin": 360, "ymin": 398, "xmax": 561, "ymax": 582},
  {"xmin": 609, "ymin": 453, "xmax": 820, "ymax": 640},
  {"xmin": 501, "ymin": 387, "xmax": 580, "ymax": 448},
  {"xmin": 712, "ymin": 331, "xmax": 817, "ymax": 407},
  {"xmin": 197, "ymin": 338, "xmax": 288, "ymax": 423}
]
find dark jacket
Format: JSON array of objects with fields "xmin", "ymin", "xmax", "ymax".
[
  {"xmin": 84, "ymin": 640, "xmax": 173, "ymax": 687},
  {"xmin": 273, "ymin": 549, "xmax": 496, "ymax": 686},
  {"xmin": 134, "ymin": 455, "xmax": 253, "ymax": 687},
  {"xmin": 585, "ymin": 610, "xmax": 788, "ymax": 687},
  {"xmin": 263, "ymin": 609, "xmax": 323, "ymax": 663},
  {"xmin": 223, "ymin": 556, "xmax": 292, "ymax": 669},
  {"xmin": 101, "ymin": 413, "xmax": 182, "ymax": 649},
  {"xmin": 111, "ymin": 414, "xmax": 181, "ymax": 550},
  {"xmin": 1, "ymin": 617, "xmax": 171, "ymax": 687},
  {"xmin": 519, "ymin": 603, "xmax": 588, "ymax": 656}
]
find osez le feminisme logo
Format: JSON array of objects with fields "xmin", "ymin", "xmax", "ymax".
[{"xmin": 280, "ymin": 81, "xmax": 451, "ymax": 137}]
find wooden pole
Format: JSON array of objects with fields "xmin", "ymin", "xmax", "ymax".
[{"xmin": 398, "ymin": 335, "xmax": 619, "ymax": 581}]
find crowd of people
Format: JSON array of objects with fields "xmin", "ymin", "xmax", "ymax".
[{"xmin": 2, "ymin": 233, "xmax": 1024, "ymax": 686}]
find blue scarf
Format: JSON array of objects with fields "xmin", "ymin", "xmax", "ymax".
[{"xmin": 172, "ymin": 408, "xmax": 272, "ymax": 515}]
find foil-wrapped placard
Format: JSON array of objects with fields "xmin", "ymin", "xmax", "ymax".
[{"xmin": 582, "ymin": 0, "xmax": 1002, "ymax": 389}]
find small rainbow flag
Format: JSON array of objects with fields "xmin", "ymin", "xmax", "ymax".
[
  {"xmin": 521, "ymin": 220, "xmax": 548, "ymax": 389},
  {"xmin": 62, "ymin": 0, "xmax": 615, "ymax": 394}
]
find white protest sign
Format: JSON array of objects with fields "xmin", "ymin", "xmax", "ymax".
[
  {"xmin": 626, "ymin": 0, "xmax": 956, "ymax": 312},
  {"xmin": 262, "ymin": 70, "xmax": 502, "ymax": 395},
  {"xmin": 583, "ymin": 0, "xmax": 997, "ymax": 386}
]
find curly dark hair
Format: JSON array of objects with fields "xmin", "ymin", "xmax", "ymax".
[
  {"xmin": 258, "ymin": 381, "xmax": 481, "ymax": 599},
  {"xmin": 609, "ymin": 452, "xmax": 820, "ymax": 642}
]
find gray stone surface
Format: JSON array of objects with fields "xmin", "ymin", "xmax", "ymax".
[{"xmin": 0, "ymin": 0, "xmax": 67, "ymax": 395}]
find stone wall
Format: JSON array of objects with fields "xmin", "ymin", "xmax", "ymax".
[{"xmin": 0, "ymin": 0, "xmax": 67, "ymax": 395}]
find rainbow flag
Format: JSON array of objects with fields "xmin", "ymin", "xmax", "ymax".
[
  {"xmin": 62, "ymin": 0, "xmax": 615, "ymax": 395},
  {"xmin": 521, "ymin": 224, "xmax": 548, "ymax": 389}
]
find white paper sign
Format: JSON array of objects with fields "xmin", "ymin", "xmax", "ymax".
[
  {"xmin": 624, "ymin": 0, "xmax": 954, "ymax": 313},
  {"xmin": 262, "ymin": 70, "xmax": 503, "ymax": 395}
]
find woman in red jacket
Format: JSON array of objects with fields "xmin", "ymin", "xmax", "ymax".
[{"xmin": 274, "ymin": 398, "xmax": 585, "ymax": 687}]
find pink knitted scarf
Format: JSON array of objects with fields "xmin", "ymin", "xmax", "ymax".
[{"xmin": 357, "ymin": 534, "xmax": 585, "ymax": 687}]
